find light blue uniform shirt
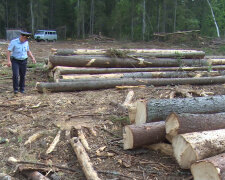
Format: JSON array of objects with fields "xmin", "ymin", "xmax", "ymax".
[{"xmin": 8, "ymin": 38, "xmax": 29, "ymax": 60}]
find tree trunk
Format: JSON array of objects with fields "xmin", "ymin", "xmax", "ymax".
[
  {"xmin": 142, "ymin": 0, "xmax": 146, "ymax": 41},
  {"xmin": 206, "ymin": 0, "xmax": 220, "ymax": 37},
  {"xmin": 30, "ymin": 0, "xmax": 34, "ymax": 35},
  {"xmin": 173, "ymin": 0, "xmax": 177, "ymax": 32},
  {"xmin": 51, "ymin": 48, "xmax": 205, "ymax": 59},
  {"xmin": 172, "ymin": 129, "xmax": 225, "ymax": 169},
  {"xmin": 48, "ymin": 55, "xmax": 210, "ymax": 69},
  {"xmin": 166, "ymin": 112, "xmax": 225, "ymax": 142},
  {"xmin": 70, "ymin": 137, "xmax": 100, "ymax": 180},
  {"xmin": 191, "ymin": 153, "xmax": 225, "ymax": 180},
  {"xmin": 123, "ymin": 121, "xmax": 166, "ymax": 150},
  {"xmin": 37, "ymin": 76, "xmax": 225, "ymax": 92},
  {"xmin": 135, "ymin": 94, "xmax": 225, "ymax": 124},
  {"xmin": 59, "ymin": 71, "xmax": 224, "ymax": 81},
  {"xmin": 52, "ymin": 65, "xmax": 225, "ymax": 78}
]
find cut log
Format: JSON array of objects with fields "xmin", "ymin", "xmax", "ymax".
[
  {"xmin": 36, "ymin": 76, "xmax": 225, "ymax": 92},
  {"xmin": 48, "ymin": 55, "xmax": 211, "ymax": 69},
  {"xmin": 123, "ymin": 121, "xmax": 165, "ymax": 150},
  {"xmin": 59, "ymin": 71, "xmax": 224, "ymax": 81},
  {"xmin": 139, "ymin": 94, "xmax": 225, "ymax": 123},
  {"xmin": 51, "ymin": 48, "xmax": 205, "ymax": 59},
  {"xmin": 70, "ymin": 137, "xmax": 100, "ymax": 180},
  {"xmin": 191, "ymin": 153, "xmax": 225, "ymax": 180},
  {"xmin": 172, "ymin": 129, "xmax": 225, "ymax": 169},
  {"xmin": 165, "ymin": 112, "xmax": 225, "ymax": 142},
  {"xmin": 52, "ymin": 65, "xmax": 225, "ymax": 79}
]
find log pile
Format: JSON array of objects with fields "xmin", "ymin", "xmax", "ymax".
[
  {"xmin": 36, "ymin": 48, "xmax": 225, "ymax": 92},
  {"xmin": 122, "ymin": 94, "xmax": 225, "ymax": 180}
]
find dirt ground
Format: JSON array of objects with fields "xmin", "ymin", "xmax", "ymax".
[{"xmin": 0, "ymin": 37, "xmax": 225, "ymax": 180}]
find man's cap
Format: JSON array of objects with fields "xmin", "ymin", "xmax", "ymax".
[{"xmin": 20, "ymin": 31, "xmax": 31, "ymax": 37}]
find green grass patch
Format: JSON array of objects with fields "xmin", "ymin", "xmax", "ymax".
[{"xmin": 110, "ymin": 115, "xmax": 130, "ymax": 126}]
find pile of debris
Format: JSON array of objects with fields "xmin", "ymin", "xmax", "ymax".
[{"xmin": 35, "ymin": 48, "xmax": 225, "ymax": 92}]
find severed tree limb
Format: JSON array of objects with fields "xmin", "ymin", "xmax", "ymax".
[
  {"xmin": 24, "ymin": 131, "xmax": 47, "ymax": 145},
  {"xmin": 70, "ymin": 137, "xmax": 101, "ymax": 180},
  {"xmin": 7, "ymin": 157, "xmax": 76, "ymax": 172},
  {"xmin": 46, "ymin": 130, "xmax": 61, "ymax": 154}
]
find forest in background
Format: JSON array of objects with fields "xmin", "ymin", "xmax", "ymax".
[{"xmin": 0, "ymin": 0, "xmax": 225, "ymax": 40}]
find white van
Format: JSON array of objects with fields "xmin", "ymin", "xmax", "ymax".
[{"xmin": 34, "ymin": 30, "xmax": 57, "ymax": 42}]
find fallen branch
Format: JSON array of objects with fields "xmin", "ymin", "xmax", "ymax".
[
  {"xmin": 70, "ymin": 137, "xmax": 100, "ymax": 180},
  {"xmin": 7, "ymin": 157, "xmax": 76, "ymax": 172},
  {"xmin": 24, "ymin": 131, "xmax": 47, "ymax": 145},
  {"xmin": 46, "ymin": 130, "xmax": 61, "ymax": 154}
]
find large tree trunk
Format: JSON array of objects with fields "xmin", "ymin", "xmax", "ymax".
[
  {"xmin": 191, "ymin": 153, "xmax": 225, "ymax": 180},
  {"xmin": 135, "ymin": 95, "xmax": 225, "ymax": 124},
  {"xmin": 59, "ymin": 71, "xmax": 224, "ymax": 81},
  {"xmin": 51, "ymin": 48, "xmax": 205, "ymax": 59},
  {"xmin": 123, "ymin": 121, "xmax": 165, "ymax": 150},
  {"xmin": 165, "ymin": 112, "xmax": 225, "ymax": 142},
  {"xmin": 36, "ymin": 76, "xmax": 225, "ymax": 92},
  {"xmin": 172, "ymin": 129, "xmax": 225, "ymax": 169},
  {"xmin": 48, "ymin": 55, "xmax": 211, "ymax": 69},
  {"xmin": 52, "ymin": 65, "xmax": 225, "ymax": 79}
]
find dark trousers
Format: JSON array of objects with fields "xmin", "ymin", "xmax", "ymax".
[{"xmin": 11, "ymin": 58, "xmax": 27, "ymax": 92}]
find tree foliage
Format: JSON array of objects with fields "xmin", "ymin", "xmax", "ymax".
[{"xmin": 1, "ymin": 0, "xmax": 225, "ymax": 40}]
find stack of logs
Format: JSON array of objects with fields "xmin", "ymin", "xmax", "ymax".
[
  {"xmin": 36, "ymin": 48, "xmax": 225, "ymax": 92},
  {"xmin": 123, "ymin": 94, "xmax": 225, "ymax": 180}
]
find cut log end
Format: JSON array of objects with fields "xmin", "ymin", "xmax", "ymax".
[
  {"xmin": 165, "ymin": 113, "xmax": 179, "ymax": 140},
  {"xmin": 191, "ymin": 162, "xmax": 221, "ymax": 180},
  {"xmin": 123, "ymin": 126, "xmax": 134, "ymax": 150},
  {"xmin": 172, "ymin": 135, "xmax": 197, "ymax": 169}
]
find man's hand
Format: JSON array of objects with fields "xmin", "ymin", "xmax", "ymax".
[
  {"xmin": 32, "ymin": 58, "xmax": 36, "ymax": 64},
  {"xmin": 7, "ymin": 61, "xmax": 11, "ymax": 67}
]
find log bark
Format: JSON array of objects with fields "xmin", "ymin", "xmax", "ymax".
[
  {"xmin": 142, "ymin": 94, "xmax": 225, "ymax": 123},
  {"xmin": 191, "ymin": 153, "xmax": 225, "ymax": 180},
  {"xmin": 52, "ymin": 65, "xmax": 225, "ymax": 79},
  {"xmin": 172, "ymin": 129, "xmax": 225, "ymax": 169},
  {"xmin": 37, "ymin": 76, "xmax": 225, "ymax": 92},
  {"xmin": 165, "ymin": 112, "xmax": 225, "ymax": 142},
  {"xmin": 59, "ymin": 71, "xmax": 224, "ymax": 81},
  {"xmin": 123, "ymin": 121, "xmax": 166, "ymax": 150},
  {"xmin": 51, "ymin": 48, "xmax": 205, "ymax": 58},
  {"xmin": 48, "ymin": 55, "xmax": 211, "ymax": 69},
  {"xmin": 70, "ymin": 137, "xmax": 100, "ymax": 180}
]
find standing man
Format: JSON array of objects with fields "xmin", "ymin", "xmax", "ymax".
[{"xmin": 7, "ymin": 31, "xmax": 36, "ymax": 94}]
